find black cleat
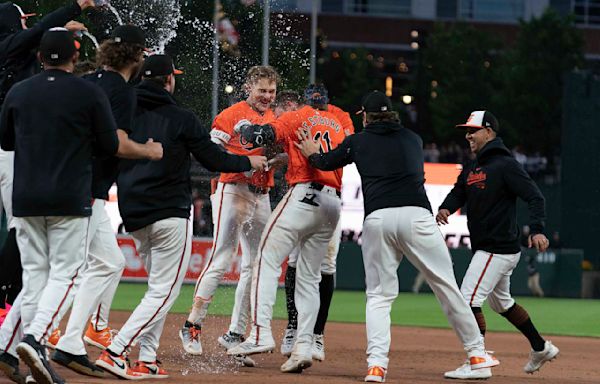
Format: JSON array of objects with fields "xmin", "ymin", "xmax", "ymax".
[{"xmin": 51, "ymin": 349, "xmax": 105, "ymax": 377}]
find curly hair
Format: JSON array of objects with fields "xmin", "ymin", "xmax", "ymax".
[
  {"xmin": 95, "ymin": 40, "xmax": 144, "ymax": 71},
  {"xmin": 245, "ymin": 65, "xmax": 280, "ymax": 86},
  {"xmin": 273, "ymin": 90, "xmax": 302, "ymax": 108},
  {"xmin": 365, "ymin": 111, "xmax": 400, "ymax": 124}
]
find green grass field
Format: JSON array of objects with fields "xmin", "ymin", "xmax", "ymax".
[{"xmin": 112, "ymin": 283, "xmax": 600, "ymax": 338}]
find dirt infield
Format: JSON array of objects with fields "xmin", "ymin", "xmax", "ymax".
[{"xmin": 8, "ymin": 310, "xmax": 599, "ymax": 384}]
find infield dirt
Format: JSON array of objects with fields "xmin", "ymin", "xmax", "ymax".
[{"xmin": 5, "ymin": 311, "xmax": 598, "ymax": 384}]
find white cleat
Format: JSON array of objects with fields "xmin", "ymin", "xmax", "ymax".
[
  {"xmin": 280, "ymin": 354, "xmax": 312, "ymax": 373},
  {"xmin": 227, "ymin": 340, "xmax": 275, "ymax": 356},
  {"xmin": 311, "ymin": 334, "xmax": 325, "ymax": 362},
  {"xmin": 468, "ymin": 352, "xmax": 499, "ymax": 370},
  {"xmin": 217, "ymin": 331, "xmax": 245, "ymax": 350},
  {"xmin": 179, "ymin": 322, "xmax": 202, "ymax": 355},
  {"xmin": 524, "ymin": 341, "xmax": 559, "ymax": 374},
  {"xmin": 280, "ymin": 328, "xmax": 296, "ymax": 357},
  {"xmin": 444, "ymin": 361, "xmax": 492, "ymax": 380}
]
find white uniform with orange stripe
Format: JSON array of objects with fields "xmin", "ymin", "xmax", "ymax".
[
  {"xmin": 240, "ymin": 106, "xmax": 345, "ymax": 359},
  {"xmin": 108, "ymin": 217, "xmax": 192, "ymax": 362},
  {"xmin": 191, "ymin": 101, "xmax": 274, "ymax": 334}
]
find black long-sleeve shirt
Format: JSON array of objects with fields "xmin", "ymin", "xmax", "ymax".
[
  {"xmin": 307, "ymin": 120, "xmax": 431, "ymax": 219},
  {"xmin": 439, "ymin": 138, "xmax": 545, "ymax": 254},
  {"xmin": 0, "ymin": 69, "xmax": 119, "ymax": 217},
  {"xmin": 117, "ymin": 81, "xmax": 251, "ymax": 232},
  {"xmin": 0, "ymin": 2, "xmax": 82, "ymax": 105}
]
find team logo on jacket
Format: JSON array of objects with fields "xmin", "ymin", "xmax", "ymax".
[{"xmin": 467, "ymin": 168, "xmax": 487, "ymax": 189}]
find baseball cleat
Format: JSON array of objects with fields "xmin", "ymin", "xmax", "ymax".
[
  {"xmin": 131, "ymin": 360, "xmax": 169, "ymax": 379},
  {"xmin": 179, "ymin": 321, "xmax": 202, "ymax": 355},
  {"xmin": 280, "ymin": 354, "xmax": 312, "ymax": 373},
  {"xmin": 312, "ymin": 334, "xmax": 325, "ymax": 362},
  {"xmin": 280, "ymin": 328, "xmax": 296, "ymax": 357},
  {"xmin": 84, "ymin": 323, "xmax": 116, "ymax": 350},
  {"xmin": 25, "ymin": 374, "xmax": 36, "ymax": 383},
  {"xmin": 95, "ymin": 350, "xmax": 144, "ymax": 380},
  {"xmin": 16, "ymin": 334, "xmax": 63, "ymax": 384},
  {"xmin": 469, "ymin": 352, "xmax": 499, "ymax": 370},
  {"xmin": 51, "ymin": 349, "xmax": 104, "ymax": 378},
  {"xmin": 444, "ymin": 361, "xmax": 491, "ymax": 380},
  {"xmin": 45, "ymin": 330, "xmax": 61, "ymax": 350},
  {"xmin": 227, "ymin": 340, "xmax": 275, "ymax": 356},
  {"xmin": 0, "ymin": 351, "xmax": 26, "ymax": 384},
  {"xmin": 217, "ymin": 331, "xmax": 245, "ymax": 350},
  {"xmin": 364, "ymin": 365, "xmax": 387, "ymax": 382},
  {"xmin": 524, "ymin": 341, "xmax": 559, "ymax": 374}
]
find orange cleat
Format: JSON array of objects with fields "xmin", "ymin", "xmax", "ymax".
[
  {"xmin": 47, "ymin": 329, "xmax": 61, "ymax": 349},
  {"xmin": 95, "ymin": 350, "xmax": 143, "ymax": 380},
  {"xmin": 84, "ymin": 323, "xmax": 116, "ymax": 350},
  {"xmin": 131, "ymin": 360, "xmax": 169, "ymax": 379},
  {"xmin": 365, "ymin": 366, "xmax": 386, "ymax": 382}
]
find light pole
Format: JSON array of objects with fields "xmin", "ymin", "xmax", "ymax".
[
  {"xmin": 262, "ymin": 0, "xmax": 270, "ymax": 65},
  {"xmin": 211, "ymin": 0, "xmax": 221, "ymax": 120},
  {"xmin": 309, "ymin": 0, "xmax": 319, "ymax": 84}
]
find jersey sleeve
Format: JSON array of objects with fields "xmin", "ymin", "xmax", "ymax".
[
  {"xmin": 329, "ymin": 105, "xmax": 355, "ymax": 136},
  {"xmin": 110, "ymin": 87, "xmax": 136, "ymax": 134},
  {"xmin": 90, "ymin": 89, "xmax": 119, "ymax": 156},
  {"xmin": 270, "ymin": 112, "xmax": 298, "ymax": 144},
  {"xmin": 210, "ymin": 111, "xmax": 233, "ymax": 145}
]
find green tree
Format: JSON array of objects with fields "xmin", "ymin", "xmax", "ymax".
[
  {"xmin": 495, "ymin": 9, "xmax": 584, "ymax": 155},
  {"xmin": 421, "ymin": 23, "xmax": 502, "ymax": 143}
]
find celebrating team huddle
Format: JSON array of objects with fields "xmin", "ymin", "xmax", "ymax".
[{"xmin": 0, "ymin": 2, "xmax": 559, "ymax": 384}]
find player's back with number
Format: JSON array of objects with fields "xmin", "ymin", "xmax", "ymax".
[{"xmin": 271, "ymin": 105, "xmax": 344, "ymax": 189}]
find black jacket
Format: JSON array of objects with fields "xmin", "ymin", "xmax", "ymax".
[
  {"xmin": 118, "ymin": 81, "xmax": 252, "ymax": 232},
  {"xmin": 308, "ymin": 120, "xmax": 431, "ymax": 219},
  {"xmin": 0, "ymin": 69, "xmax": 119, "ymax": 217},
  {"xmin": 0, "ymin": 2, "xmax": 82, "ymax": 105},
  {"xmin": 439, "ymin": 138, "xmax": 545, "ymax": 254}
]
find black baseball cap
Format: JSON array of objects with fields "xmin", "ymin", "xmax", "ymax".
[
  {"xmin": 356, "ymin": 90, "xmax": 393, "ymax": 114},
  {"xmin": 39, "ymin": 28, "xmax": 80, "ymax": 65},
  {"xmin": 456, "ymin": 110, "xmax": 499, "ymax": 132},
  {"xmin": 141, "ymin": 54, "xmax": 183, "ymax": 77},
  {"xmin": 110, "ymin": 25, "xmax": 146, "ymax": 47}
]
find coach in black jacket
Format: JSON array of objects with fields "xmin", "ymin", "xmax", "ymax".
[
  {"xmin": 98, "ymin": 55, "xmax": 266, "ymax": 379},
  {"xmin": 296, "ymin": 92, "xmax": 497, "ymax": 382},
  {"xmin": 436, "ymin": 111, "xmax": 558, "ymax": 377}
]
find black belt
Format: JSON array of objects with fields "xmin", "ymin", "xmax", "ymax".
[
  {"xmin": 309, "ymin": 182, "xmax": 341, "ymax": 198},
  {"xmin": 247, "ymin": 184, "xmax": 270, "ymax": 194}
]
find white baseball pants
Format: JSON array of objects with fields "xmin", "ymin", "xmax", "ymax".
[
  {"xmin": 461, "ymin": 250, "xmax": 520, "ymax": 313},
  {"xmin": 0, "ymin": 291, "xmax": 23, "ymax": 357},
  {"xmin": 288, "ymin": 217, "xmax": 341, "ymax": 275},
  {"xmin": 108, "ymin": 217, "xmax": 191, "ymax": 362},
  {"xmin": 0, "ymin": 150, "xmax": 14, "ymax": 229},
  {"xmin": 15, "ymin": 216, "xmax": 89, "ymax": 342},
  {"xmin": 56, "ymin": 199, "xmax": 125, "ymax": 355},
  {"xmin": 249, "ymin": 183, "xmax": 341, "ymax": 358},
  {"xmin": 362, "ymin": 207, "xmax": 485, "ymax": 369},
  {"xmin": 193, "ymin": 182, "xmax": 271, "ymax": 334}
]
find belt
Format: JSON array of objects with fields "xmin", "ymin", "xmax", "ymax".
[
  {"xmin": 309, "ymin": 182, "xmax": 341, "ymax": 198},
  {"xmin": 247, "ymin": 184, "xmax": 270, "ymax": 194}
]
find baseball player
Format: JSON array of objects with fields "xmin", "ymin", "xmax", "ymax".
[
  {"xmin": 51, "ymin": 25, "xmax": 163, "ymax": 378},
  {"xmin": 227, "ymin": 91, "xmax": 345, "ymax": 375},
  {"xmin": 0, "ymin": 28, "xmax": 120, "ymax": 384},
  {"xmin": 180, "ymin": 66, "xmax": 278, "ymax": 358},
  {"xmin": 280, "ymin": 84, "xmax": 355, "ymax": 362},
  {"xmin": 95, "ymin": 54, "xmax": 267, "ymax": 380},
  {"xmin": 295, "ymin": 92, "xmax": 498, "ymax": 382},
  {"xmin": 437, "ymin": 110, "xmax": 559, "ymax": 379}
]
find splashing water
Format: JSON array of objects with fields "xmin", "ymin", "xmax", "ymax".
[
  {"xmin": 101, "ymin": 0, "xmax": 182, "ymax": 53},
  {"xmin": 82, "ymin": 30, "xmax": 99, "ymax": 48}
]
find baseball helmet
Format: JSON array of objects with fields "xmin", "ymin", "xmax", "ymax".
[{"xmin": 304, "ymin": 83, "xmax": 329, "ymax": 107}]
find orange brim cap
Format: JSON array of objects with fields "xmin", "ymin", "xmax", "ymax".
[{"xmin": 174, "ymin": 68, "xmax": 184, "ymax": 75}]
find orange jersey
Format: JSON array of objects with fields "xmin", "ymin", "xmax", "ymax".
[
  {"xmin": 211, "ymin": 101, "xmax": 275, "ymax": 187},
  {"xmin": 270, "ymin": 105, "xmax": 345, "ymax": 190},
  {"xmin": 328, "ymin": 104, "xmax": 355, "ymax": 136}
]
